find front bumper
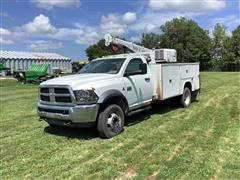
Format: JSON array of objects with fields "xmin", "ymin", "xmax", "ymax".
[{"xmin": 37, "ymin": 103, "xmax": 99, "ymax": 126}]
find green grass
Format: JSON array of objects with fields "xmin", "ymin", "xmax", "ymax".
[{"xmin": 0, "ymin": 72, "xmax": 240, "ymax": 179}]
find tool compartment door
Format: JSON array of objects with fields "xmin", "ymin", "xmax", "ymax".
[
  {"xmin": 180, "ymin": 65, "xmax": 195, "ymax": 79},
  {"xmin": 162, "ymin": 65, "xmax": 181, "ymax": 99}
]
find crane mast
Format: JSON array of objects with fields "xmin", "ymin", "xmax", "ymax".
[
  {"xmin": 104, "ymin": 34, "xmax": 151, "ymax": 53},
  {"xmin": 104, "ymin": 34, "xmax": 177, "ymax": 63}
]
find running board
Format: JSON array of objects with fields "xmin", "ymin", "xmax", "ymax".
[{"xmin": 127, "ymin": 105, "xmax": 152, "ymax": 116}]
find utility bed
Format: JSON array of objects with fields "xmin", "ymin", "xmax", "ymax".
[{"xmin": 150, "ymin": 63, "xmax": 200, "ymax": 100}]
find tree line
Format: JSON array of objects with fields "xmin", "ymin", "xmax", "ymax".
[{"xmin": 85, "ymin": 17, "xmax": 240, "ymax": 71}]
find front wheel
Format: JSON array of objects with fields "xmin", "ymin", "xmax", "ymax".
[
  {"xmin": 181, "ymin": 87, "xmax": 191, "ymax": 108},
  {"xmin": 97, "ymin": 104, "xmax": 124, "ymax": 138}
]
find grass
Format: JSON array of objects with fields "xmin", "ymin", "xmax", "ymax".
[{"xmin": 0, "ymin": 72, "xmax": 240, "ymax": 179}]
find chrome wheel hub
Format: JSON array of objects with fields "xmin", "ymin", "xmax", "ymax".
[{"xmin": 107, "ymin": 113, "xmax": 121, "ymax": 133}]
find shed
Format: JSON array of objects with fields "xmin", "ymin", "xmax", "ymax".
[{"xmin": 0, "ymin": 51, "xmax": 71, "ymax": 74}]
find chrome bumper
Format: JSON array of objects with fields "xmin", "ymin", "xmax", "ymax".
[{"xmin": 37, "ymin": 103, "xmax": 99, "ymax": 124}]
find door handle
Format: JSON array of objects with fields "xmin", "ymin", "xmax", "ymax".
[
  {"xmin": 127, "ymin": 86, "xmax": 132, "ymax": 91},
  {"xmin": 145, "ymin": 78, "xmax": 150, "ymax": 82}
]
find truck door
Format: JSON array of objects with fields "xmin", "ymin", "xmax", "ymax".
[{"xmin": 123, "ymin": 58, "xmax": 153, "ymax": 108}]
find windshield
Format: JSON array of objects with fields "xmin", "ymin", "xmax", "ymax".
[{"xmin": 79, "ymin": 58, "xmax": 125, "ymax": 74}]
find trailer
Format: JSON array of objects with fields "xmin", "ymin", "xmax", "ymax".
[{"xmin": 14, "ymin": 64, "xmax": 49, "ymax": 83}]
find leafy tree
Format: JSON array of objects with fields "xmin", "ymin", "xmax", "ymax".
[
  {"xmin": 85, "ymin": 39, "xmax": 124, "ymax": 61},
  {"xmin": 231, "ymin": 25, "xmax": 240, "ymax": 62},
  {"xmin": 159, "ymin": 18, "xmax": 212, "ymax": 68},
  {"xmin": 211, "ymin": 23, "xmax": 232, "ymax": 62},
  {"xmin": 141, "ymin": 33, "xmax": 161, "ymax": 49}
]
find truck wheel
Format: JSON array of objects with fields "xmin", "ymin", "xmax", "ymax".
[
  {"xmin": 181, "ymin": 87, "xmax": 191, "ymax": 108},
  {"xmin": 97, "ymin": 104, "xmax": 124, "ymax": 138}
]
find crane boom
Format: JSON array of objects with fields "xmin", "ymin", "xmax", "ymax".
[{"xmin": 104, "ymin": 34, "xmax": 151, "ymax": 53}]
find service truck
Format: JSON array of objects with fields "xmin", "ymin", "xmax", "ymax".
[{"xmin": 38, "ymin": 34, "xmax": 200, "ymax": 138}]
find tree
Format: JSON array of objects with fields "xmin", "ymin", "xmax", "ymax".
[
  {"xmin": 159, "ymin": 18, "xmax": 212, "ymax": 68},
  {"xmin": 231, "ymin": 25, "xmax": 240, "ymax": 62},
  {"xmin": 141, "ymin": 33, "xmax": 161, "ymax": 49},
  {"xmin": 211, "ymin": 23, "xmax": 232, "ymax": 62},
  {"xmin": 72, "ymin": 61, "xmax": 88, "ymax": 73},
  {"xmin": 85, "ymin": 39, "xmax": 124, "ymax": 61}
]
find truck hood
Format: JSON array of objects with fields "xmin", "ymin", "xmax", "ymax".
[{"xmin": 41, "ymin": 73, "xmax": 118, "ymax": 90}]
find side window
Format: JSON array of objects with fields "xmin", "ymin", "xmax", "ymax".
[{"xmin": 125, "ymin": 58, "xmax": 143, "ymax": 73}]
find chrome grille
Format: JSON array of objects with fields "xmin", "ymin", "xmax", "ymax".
[
  {"xmin": 40, "ymin": 95, "xmax": 50, "ymax": 102},
  {"xmin": 40, "ymin": 87, "xmax": 73, "ymax": 104},
  {"xmin": 54, "ymin": 88, "xmax": 69, "ymax": 94},
  {"xmin": 55, "ymin": 96, "xmax": 71, "ymax": 103}
]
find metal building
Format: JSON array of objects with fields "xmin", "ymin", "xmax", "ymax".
[{"xmin": 0, "ymin": 51, "xmax": 72, "ymax": 74}]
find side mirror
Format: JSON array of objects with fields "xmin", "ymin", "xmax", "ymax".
[
  {"xmin": 140, "ymin": 63, "xmax": 147, "ymax": 74},
  {"xmin": 124, "ymin": 63, "xmax": 148, "ymax": 77}
]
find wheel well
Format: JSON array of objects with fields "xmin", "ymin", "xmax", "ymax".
[
  {"xmin": 184, "ymin": 82, "xmax": 192, "ymax": 91},
  {"xmin": 99, "ymin": 96, "xmax": 128, "ymax": 114}
]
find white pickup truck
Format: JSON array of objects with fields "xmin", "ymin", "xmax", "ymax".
[{"xmin": 38, "ymin": 34, "xmax": 200, "ymax": 138}]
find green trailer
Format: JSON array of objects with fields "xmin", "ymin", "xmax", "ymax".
[
  {"xmin": 25, "ymin": 64, "xmax": 49, "ymax": 81},
  {"xmin": 0, "ymin": 64, "xmax": 10, "ymax": 72},
  {"xmin": 14, "ymin": 64, "xmax": 49, "ymax": 83}
]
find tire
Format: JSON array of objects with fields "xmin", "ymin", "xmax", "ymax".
[
  {"xmin": 48, "ymin": 122, "xmax": 60, "ymax": 128},
  {"xmin": 181, "ymin": 87, "xmax": 191, "ymax": 108},
  {"xmin": 97, "ymin": 104, "xmax": 124, "ymax": 138},
  {"xmin": 192, "ymin": 90, "xmax": 200, "ymax": 102}
]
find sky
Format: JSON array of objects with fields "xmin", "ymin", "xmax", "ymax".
[{"xmin": 1, "ymin": 0, "xmax": 239, "ymax": 61}]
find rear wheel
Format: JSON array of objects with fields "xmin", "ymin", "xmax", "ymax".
[
  {"xmin": 97, "ymin": 104, "xmax": 124, "ymax": 138},
  {"xmin": 181, "ymin": 87, "xmax": 191, "ymax": 108}
]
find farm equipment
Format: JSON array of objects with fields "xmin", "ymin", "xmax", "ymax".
[
  {"xmin": 0, "ymin": 64, "xmax": 10, "ymax": 76},
  {"xmin": 14, "ymin": 64, "xmax": 49, "ymax": 83},
  {"xmin": 0, "ymin": 64, "xmax": 10, "ymax": 72}
]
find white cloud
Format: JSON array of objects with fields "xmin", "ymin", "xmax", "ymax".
[
  {"xmin": 29, "ymin": 40, "xmax": 63, "ymax": 51},
  {"xmin": 149, "ymin": 0, "xmax": 226, "ymax": 12},
  {"xmin": 32, "ymin": 0, "xmax": 80, "ymax": 10},
  {"xmin": 52, "ymin": 24, "xmax": 99, "ymax": 45},
  {"xmin": 0, "ymin": 27, "xmax": 11, "ymax": 36},
  {"xmin": 0, "ymin": 28, "xmax": 14, "ymax": 44},
  {"xmin": 75, "ymin": 30, "xmax": 99, "ymax": 44},
  {"xmin": 123, "ymin": 12, "xmax": 137, "ymax": 23},
  {"xmin": 209, "ymin": 15, "xmax": 240, "ymax": 36},
  {"xmin": 0, "ymin": 38, "xmax": 14, "ymax": 45},
  {"xmin": 100, "ymin": 13, "xmax": 127, "ymax": 36},
  {"xmin": 213, "ymin": 15, "xmax": 239, "ymax": 30},
  {"xmin": 22, "ymin": 14, "xmax": 56, "ymax": 35},
  {"xmin": 130, "ymin": 11, "xmax": 197, "ymax": 33}
]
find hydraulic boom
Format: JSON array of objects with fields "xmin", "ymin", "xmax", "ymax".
[{"xmin": 104, "ymin": 34, "xmax": 151, "ymax": 53}]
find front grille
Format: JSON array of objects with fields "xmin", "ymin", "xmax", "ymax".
[
  {"xmin": 38, "ymin": 107, "xmax": 69, "ymax": 115},
  {"xmin": 40, "ymin": 88, "xmax": 49, "ymax": 93},
  {"xmin": 54, "ymin": 88, "xmax": 69, "ymax": 94},
  {"xmin": 40, "ymin": 95, "xmax": 50, "ymax": 102},
  {"xmin": 55, "ymin": 96, "xmax": 72, "ymax": 103},
  {"xmin": 40, "ymin": 87, "xmax": 73, "ymax": 103}
]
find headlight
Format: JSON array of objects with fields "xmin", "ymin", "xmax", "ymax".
[{"xmin": 74, "ymin": 90, "xmax": 98, "ymax": 104}]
